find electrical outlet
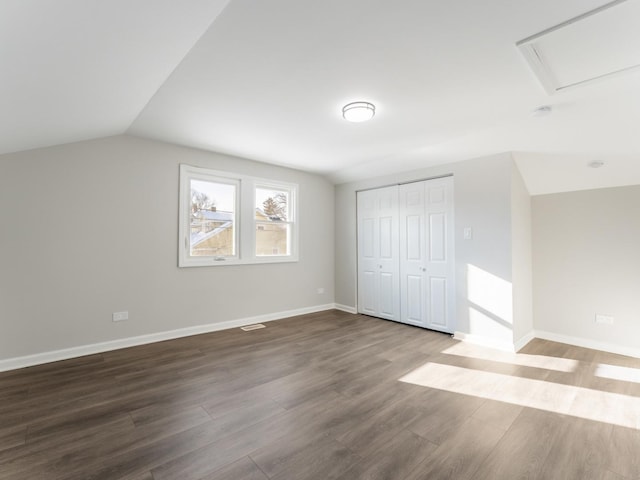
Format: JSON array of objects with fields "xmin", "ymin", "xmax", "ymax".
[
  {"xmin": 112, "ymin": 311, "xmax": 129, "ymax": 322},
  {"xmin": 317, "ymin": 287, "xmax": 325, "ymax": 294},
  {"xmin": 595, "ymin": 314, "xmax": 614, "ymax": 325}
]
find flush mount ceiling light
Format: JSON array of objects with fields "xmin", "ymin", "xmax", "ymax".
[
  {"xmin": 588, "ymin": 160, "xmax": 605, "ymax": 168},
  {"xmin": 342, "ymin": 101, "xmax": 375, "ymax": 122}
]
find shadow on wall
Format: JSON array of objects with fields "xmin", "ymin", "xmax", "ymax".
[{"xmin": 466, "ymin": 263, "xmax": 513, "ymax": 341}]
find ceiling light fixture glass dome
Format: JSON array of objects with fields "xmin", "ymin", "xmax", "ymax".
[{"xmin": 342, "ymin": 101, "xmax": 375, "ymax": 122}]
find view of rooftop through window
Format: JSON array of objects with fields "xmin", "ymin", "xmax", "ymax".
[
  {"xmin": 190, "ymin": 179, "xmax": 235, "ymax": 257},
  {"xmin": 255, "ymin": 187, "xmax": 291, "ymax": 256}
]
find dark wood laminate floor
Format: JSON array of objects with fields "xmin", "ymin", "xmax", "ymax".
[{"xmin": 1, "ymin": 310, "xmax": 640, "ymax": 480}]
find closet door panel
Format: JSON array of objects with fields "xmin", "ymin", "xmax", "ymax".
[
  {"xmin": 406, "ymin": 274, "xmax": 424, "ymax": 324},
  {"xmin": 406, "ymin": 215, "xmax": 422, "ymax": 260},
  {"xmin": 357, "ymin": 186, "xmax": 400, "ymax": 321},
  {"xmin": 357, "ymin": 189, "xmax": 380, "ymax": 316},
  {"xmin": 424, "ymin": 177, "xmax": 455, "ymax": 332},
  {"xmin": 399, "ymin": 182, "xmax": 427, "ymax": 326},
  {"xmin": 429, "ymin": 213, "xmax": 446, "ymax": 262},
  {"xmin": 376, "ymin": 186, "xmax": 400, "ymax": 321},
  {"xmin": 379, "ymin": 272, "xmax": 396, "ymax": 317},
  {"xmin": 360, "ymin": 270, "xmax": 377, "ymax": 315},
  {"xmin": 361, "ymin": 218, "xmax": 375, "ymax": 258},
  {"xmin": 379, "ymin": 216, "xmax": 393, "ymax": 259},
  {"xmin": 428, "ymin": 276, "xmax": 448, "ymax": 329},
  {"xmin": 358, "ymin": 178, "xmax": 453, "ymax": 332}
]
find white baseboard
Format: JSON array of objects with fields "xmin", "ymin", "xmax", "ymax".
[
  {"xmin": 12, "ymin": 308, "xmax": 637, "ymax": 373},
  {"xmin": 453, "ymin": 331, "xmax": 518, "ymax": 353},
  {"xmin": 0, "ymin": 304, "xmax": 337, "ymax": 372},
  {"xmin": 453, "ymin": 330, "xmax": 535, "ymax": 353},
  {"xmin": 334, "ymin": 303, "xmax": 358, "ymax": 314},
  {"xmin": 513, "ymin": 331, "xmax": 536, "ymax": 352},
  {"xmin": 534, "ymin": 330, "xmax": 640, "ymax": 359},
  {"xmin": 453, "ymin": 329, "xmax": 640, "ymax": 359}
]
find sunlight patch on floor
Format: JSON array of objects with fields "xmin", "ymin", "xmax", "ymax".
[
  {"xmin": 442, "ymin": 342, "xmax": 580, "ymax": 373},
  {"xmin": 400, "ymin": 362, "xmax": 640, "ymax": 429},
  {"xmin": 596, "ymin": 363, "xmax": 640, "ymax": 384}
]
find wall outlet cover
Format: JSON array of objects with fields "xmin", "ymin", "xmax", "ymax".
[
  {"xmin": 595, "ymin": 314, "xmax": 614, "ymax": 325},
  {"xmin": 112, "ymin": 311, "xmax": 129, "ymax": 322}
]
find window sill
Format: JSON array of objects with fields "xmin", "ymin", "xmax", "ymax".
[{"xmin": 179, "ymin": 255, "xmax": 299, "ymax": 268}]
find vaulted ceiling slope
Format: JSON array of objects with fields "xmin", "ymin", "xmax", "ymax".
[
  {"xmin": 0, "ymin": 0, "xmax": 230, "ymax": 154},
  {"xmin": 3, "ymin": 0, "xmax": 640, "ymax": 194}
]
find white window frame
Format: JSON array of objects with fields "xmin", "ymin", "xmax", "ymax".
[
  {"xmin": 179, "ymin": 164, "xmax": 299, "ymax": 267},
  {"xmin": 254, "ymin": 181, "xmax": 297, "ymax": 259}
]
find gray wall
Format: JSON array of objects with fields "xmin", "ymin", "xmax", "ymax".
[
  {"xmin": 0, "ymin": 135, "xmax": 335, "ymax": 360},
  {"xmin": 335, "ymin": 153, "xmax": 517, "ymax": 345},
  {"xmin": 511, "ymin": 167, "xmax": 533, "ymax": 345},
  {"xmin": 533, "ymin": 185, "xmax": 640, "ymax": 351}
]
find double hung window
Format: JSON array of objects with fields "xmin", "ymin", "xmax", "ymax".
[{"xmin": 179, "ymin": 165, "xmax": 298, "ymax": 267}]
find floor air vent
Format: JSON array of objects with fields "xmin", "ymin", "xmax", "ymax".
[{"xmin": 240, "ymin": 324, "xmax": 266, "ymax": 331}]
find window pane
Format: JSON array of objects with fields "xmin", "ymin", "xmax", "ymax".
[
  {"xmin": 256, "ymin": 188, "xmax": 288, "ymax": 221},
  {"xmin": 256, "ymin": 222, "xmax": 290, "ymax": 256},
  {"xmin": 190, "ymin": 179, "xmax": 235, "ymax": 256}
]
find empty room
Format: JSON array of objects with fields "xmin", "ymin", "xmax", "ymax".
[{"xmin": 2, "ymin": 1, "xmax": 640, "ymax": 479}]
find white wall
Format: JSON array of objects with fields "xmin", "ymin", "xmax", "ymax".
[
  {"xmin": 533, "ymin": 185, "xmax": 640, "ymax": 355},
  {"xmin": 0, "ymin": 135, "xmax": 335, "ymax": 362},
  {"xmin": 511, "ymin": 167, "xmax": 533, "ymax": 346},
  {"xmin": 335, "ymin": 153, "xmax": 524, "ymax": 348}
]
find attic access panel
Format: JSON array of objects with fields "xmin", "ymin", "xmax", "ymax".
[{"xmin": 517, "ymin": 0, "xmax": 640, "ymax": 94}]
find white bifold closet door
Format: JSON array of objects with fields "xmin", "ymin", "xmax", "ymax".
[
  {"xmin": 356, "ymin": 185, "xmax": 400, "ymax": 321},
  {"xmin": 357, "ymin": 177, "xmax": 455, "ymax": 333},
  {"xmin": 399, "ymin": 176, "xmax": 455, "ymax": 333}
]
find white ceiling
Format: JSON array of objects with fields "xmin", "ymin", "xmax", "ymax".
[
  {"xmin": 3, "ymin": 0, "xmax": 640, "ymax": 194},
  {"xmin": 517, "ymin": 0, "xmax": 640, "ymax": 94},
  {"xmin": 0, "ymin": 0, "xmax": 229, "ymax": 153}
]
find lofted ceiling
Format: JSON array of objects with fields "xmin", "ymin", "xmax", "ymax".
[
  {"xmin": 0, "ymin": 0, "xmax": 230, "ymax": 154},
  {"xmin": 2, "ymin": 0, "xmax": 640, "ymax": 194}
]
